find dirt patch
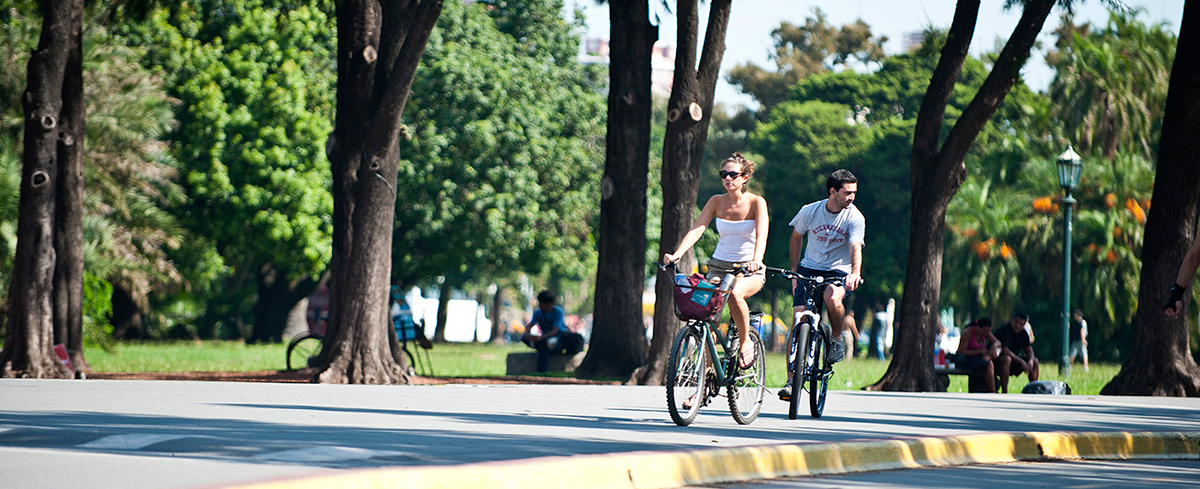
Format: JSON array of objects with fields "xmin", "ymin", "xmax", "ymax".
[{"xmin": 85, "ymin": 370, "xmax": 622, "ymax": 385}]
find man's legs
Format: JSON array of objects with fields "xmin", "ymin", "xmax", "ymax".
[
  {"xmin": 995, "ymin": 354, "xmax": 1012, "ymax": 393},
  {"xmin": 824, "ymin": 286, "xmax": 848, "ymax": 363},
  {"xmin": 1029, "ymin": 356, "xmax": 1040, "ymax": 381}
]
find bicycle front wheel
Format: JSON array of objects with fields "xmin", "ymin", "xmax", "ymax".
[
  {"xmin": 787, "ymin": 321, "xmax": 811, "ymax": 420},
  {"xmin": 666, "ymin": 323, "xmax": 706, "ymax": 426},
  {"xmin": 728, "ymin": 328, "xmax": 766, "ymax": 425},
  {"xmin": 809, "ymin": 328, "xmax": 828, "ymax": 418},
  {"xmin": 286, "ymin": 331, "xmax": 324, "ymax": 371}
]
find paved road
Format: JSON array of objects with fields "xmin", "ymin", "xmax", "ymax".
[{"xmin": 1, "ymin": 379, "xmax": 1198, "ymax": 489}]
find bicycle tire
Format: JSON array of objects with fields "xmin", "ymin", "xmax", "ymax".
[
  {"xmin": 809, "ymin": 328, "xmax": 828, "ymax": 418},
  {"xmin": 728, "ymin": 328, "xmax": 766, "ymax": 425},
  {"xmin": 666, "ymin": 323, "xmax": 706, "ymax": 426},
  {"xmin": 788, "ymin": 320, "xmax": 811, "ymax": 420},
  {"xmin": 286, "ymin": 331, "xmax": 324, "ymax": 371}
]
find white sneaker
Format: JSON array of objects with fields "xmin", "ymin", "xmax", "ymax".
[
  {"xmin": 828, "ymin": 340, "xmax": 846, "ymax": 363},
  {"xmin": 777, "ymin": 379, "xmax": 793, "ymax": 401}
]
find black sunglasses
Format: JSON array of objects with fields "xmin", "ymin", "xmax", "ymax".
[{"xmin": 719, "ymin": 170, "xmax": 744, "ymax": 179}]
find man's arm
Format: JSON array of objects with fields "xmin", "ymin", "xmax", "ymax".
[
  {"xmin": 845, "ymin": 242, "xmax": 863, "ymax": 291},
  {"xmin": 789, "ymin": 230, "xmax": 803, "ymax": 271},
  {"xmin": 1166, "ymin": 233, "xmax": 1200, "ymax": 315}
]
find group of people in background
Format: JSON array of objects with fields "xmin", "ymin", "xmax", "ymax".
[{"xmin": 952, "ymin": 309, "xmax": 1089, "ymax": 393}]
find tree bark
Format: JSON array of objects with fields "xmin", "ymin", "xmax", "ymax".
[
  {"xmin": 867, "ymin": 0, "xmax": 1054, "ymax": 391},
  {"xmin": 320, "ymin": 0, "xmax": 441, "ymax": 384},
  {"xmin": 2, "ymin": 0, "xmax": 79, "ymax": 379},
  {"xmin": 53, "ymin": 0, "xmax": 86, "ymax": 374},
  {"xmin": 1102, "ymin": 0, "xmax": 1200, "ymax": 396},
  {"xmin": 576, "ymin": 0, "xmax": 657, "ymax": 380},
  {"xmin": 433, "ymin": 279, "xmax": 451, "ymax": 343},
  {"xmin": 630, "ymin": 0, "xmax": 732, "ymax": 386},
  {"xmin": 490, "ymin": 287, "xmax": 505, "ymax": 345}
]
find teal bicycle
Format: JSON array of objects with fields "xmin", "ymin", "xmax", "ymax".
[{"xmin": 659, "ymin": 261, "xmax": 767, "ymax": 426}]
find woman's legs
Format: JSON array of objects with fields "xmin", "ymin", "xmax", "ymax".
[{"xmin": 729, "ymin": 275, "xmax": 765, "ymax": 366}]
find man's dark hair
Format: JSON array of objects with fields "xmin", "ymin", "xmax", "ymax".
[
  {"xmin": 1014, "ymin": 312, "xmax": 1029, "ymax": 320},
  {"xmin": 537, "ymin": 290, "xmax": 556, "ymax": 305},
  {"xmin": 827, "ymin": 169, "xmax": 858, "ymax": 192}
]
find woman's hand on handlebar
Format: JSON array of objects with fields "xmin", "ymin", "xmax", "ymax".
[
  {"xmin": 743, "ymin": 259, "xmax": 764, "ymax": 273},
  {"xmin": 662, "ymin": 252, "xmax": 680, "ymax": 265}
]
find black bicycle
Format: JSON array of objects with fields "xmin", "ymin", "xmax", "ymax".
[
  {"xmin": 659, "ymin": 261, "xmax": 766, "ymax": 426},
  {"xmin": 766, "ymin": 267, "xmax": 845, "ymax": 419}
]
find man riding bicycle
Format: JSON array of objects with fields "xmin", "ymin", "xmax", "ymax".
[{"xmin": 779, "ymin": 169, "xmax": 864, "ymax": 399}]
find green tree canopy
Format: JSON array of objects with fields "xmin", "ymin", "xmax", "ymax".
[{"xmin": 393, "ymin": 0, "xmax": 605, "ymax": 290}]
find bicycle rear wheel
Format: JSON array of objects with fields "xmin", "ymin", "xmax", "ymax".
[
  {"xmin": 728, "ymin": 328, "xmax": 766, "ymax": 425},
  {"xmin": 286, "ymin": 331, "xmax": 324, "ymax": 371},
  {"xmin": 787, "ymin": 321, "xmax": 811, "ymax": 420},
  {"xmin": 808, "ymin": 328, "xmax": 828, "ymax": 418},
  {"xmin": 666, "ymin": 324, "xmax": 706, "ymax": 426}
]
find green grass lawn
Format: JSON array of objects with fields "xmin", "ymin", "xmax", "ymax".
[{"xmin": 83, "ymin": 340, "xmax": 1116, "ymax": 395}]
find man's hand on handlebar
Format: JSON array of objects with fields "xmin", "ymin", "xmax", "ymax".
[{"xmin": 844, "ymin": 273, "xmax": 863, "ymax": 291}]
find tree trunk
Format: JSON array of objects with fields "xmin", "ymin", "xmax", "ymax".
[
  {"xmin": 630, "ymin": 0, "xmax": 732, "ymax": 386},
  {"xmin": 868, "ymin": 0, "xmax": 1054, "ymax": 391},
  {"xmin": 1102, "ymin": 0, "xmax": 1200, "ymax": 396},
  {"xmin": 251, "ymin": 263, "xmax": 324, "ymax": 343},
  {"xmin": 53, "ymin": 0, "xmax": 86, "ymax": 374},
  {"xmin": 1, "ymin": 0, "xmax": 79, "ymax": 379},
  {"xmin": 490, "ymin": 286, "xmax": 505, "ymax": 345},
  {"xmin": 319, "ymin": 0, "xmax": 441, "ymax": 384},
  {"xmin": 432, "ymin": 280, "xmax": 451, "ymax": 343},
  {"xmin": 109, "ymin": 284, "xmax": 144, "ymax": 339},
  {"xmin": 576, "ymin": 0, "xmax": 657, "ymax": 380}
]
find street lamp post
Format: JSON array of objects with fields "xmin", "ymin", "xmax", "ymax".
[{"xmin": 1056, "ymin": 146, "xmax": 1083, "ymax": 377}]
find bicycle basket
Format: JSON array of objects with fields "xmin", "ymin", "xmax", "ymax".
[{"xmin": 672, "ymin": 273, "xmax": 728, "ymax": 321}]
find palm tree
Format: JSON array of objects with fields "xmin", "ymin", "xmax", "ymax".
[{"xmin": 1047, "ymin": 9, "xmax": 1175, "ymax": 161}]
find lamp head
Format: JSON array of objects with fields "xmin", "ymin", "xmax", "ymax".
[{"xmin": 1056, "ymin": 146, "xmax": 1083, "ymax": 191}]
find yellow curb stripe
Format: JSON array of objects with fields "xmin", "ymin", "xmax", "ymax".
[{"xmin": 218, "ymin": 431, "xmax": 1200, "ymax": 489}]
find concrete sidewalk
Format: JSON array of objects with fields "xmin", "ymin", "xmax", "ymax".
[{"xmin": 1, "ymin": 379, "xmax": 1198, "ymax": 489}]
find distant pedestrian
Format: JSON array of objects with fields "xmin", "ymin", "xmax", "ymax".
[{"xmin": 1068, "ymin": 309, "xmax": 1089, "ymax": 372}]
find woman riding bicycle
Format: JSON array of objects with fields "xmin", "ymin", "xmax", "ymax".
[{"xmin": 663, "ymin": 153, "xmax": 767, "ymax": 369}]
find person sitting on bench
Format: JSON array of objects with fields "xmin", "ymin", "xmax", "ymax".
[
  {"xmin": 522, "ymin": 290, "xmax": 571, "ymax": 373},
  {"xmin": 955, "ymin": 317, "xmax": 1001, "ymax": 393}
]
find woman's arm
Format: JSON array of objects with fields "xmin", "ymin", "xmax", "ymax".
[
  {"xmin": 749, "ymin": 195, "xmax": 769, "ymax": 271},
  {"xmin": 663, "ymin": 197, "xmax": 718, "ymax": 263}
]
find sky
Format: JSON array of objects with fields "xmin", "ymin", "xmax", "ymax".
[{"xmin": 567, "ymin": 0, "xmax": 1186, "ymax": 109}]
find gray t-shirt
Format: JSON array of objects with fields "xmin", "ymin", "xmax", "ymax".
[{"xmin": 790, "ymin": 199, "xmax": 865, "ymax": 273}]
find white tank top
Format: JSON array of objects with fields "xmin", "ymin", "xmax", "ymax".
[{"xmin": 712, "ymin": 218, "xmax": 757, "ymax": 262}]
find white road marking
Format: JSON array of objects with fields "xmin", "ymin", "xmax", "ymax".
[
  {"xmin": 79, "ymin": 434, "xmax": 189, "ymax": 450},
  {"xmin": 253, "ymin": 446, "xmax": 431, "ymax": 463}
]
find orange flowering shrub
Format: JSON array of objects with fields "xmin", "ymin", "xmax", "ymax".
[
  {"xmin": 1104, "ymin": 193, "xmax": 1118, "ymax": 209},
  {"xmin": 999, "ymin": 242, "xmax": 1014, "ymax": 260},
  {"xmin": 973, "ymin": 238, "xmax": 995, "ymax": 261},
  {"xmin": 1125, "ymin": 197, "xmax": 1146, "ymax": 223},
  {"xmin": 1032, "ymin": 196, "xmax": 1056, "ymax": 214}
]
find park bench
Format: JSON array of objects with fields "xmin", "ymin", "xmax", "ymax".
[{"xmin": 505, "ymin": 351, "xmax": 586, "ymax": 376}]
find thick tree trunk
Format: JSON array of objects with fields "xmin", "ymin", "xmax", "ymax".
[
  {"xmin": 251, "ymin": 264, "xmax": 324, "ymax": 343},
  {"xmin": 576, "ymin": 0, "xmax": 657, "ymax": 380},
  {"xmin": 320, "ymin": 0, "xmax": 441, "ymax": 384},
  {"xmin": 109, "ymin": 284, "xmax": 144, "ymax": 339},
  {"xmin": 630, "ymin": 0, "xmax": 731, "ymax": 386},
  {"xmin": 54, "ymin": 2, "xmax": 86, "ymax": 373},
  {"xmin": 2, "ymin": 0, "xmax": 78, "ymax": 379},
  {"xmin": 868, "ymin": 0, "xmax": 1054, "ymax": 391},
  {"xmin": 1103, "ymin": 1, "xmax": 1200, "ymax": 396}
]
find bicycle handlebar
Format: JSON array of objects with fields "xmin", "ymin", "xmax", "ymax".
[
  {"xmin": 763, "ymin": 266, "xmax": 850, "ymax": 288},
  {"xmin": 658, "ymin": 260, "xmax": 752, "ymax": 276}
]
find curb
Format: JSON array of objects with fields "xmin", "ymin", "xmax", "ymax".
[{"xmin": 219, "ymin": 430, "xmax": 1200, "ymax": 489}]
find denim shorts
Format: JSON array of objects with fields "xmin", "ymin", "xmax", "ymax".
[{"xmin": 791, "ymin": 266, "xmax": 851, "ymax": 308}]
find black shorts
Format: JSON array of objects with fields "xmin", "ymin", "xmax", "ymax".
[{"xmin": 791, "ymin": 267, "xmax": 852, "ymax": 308}]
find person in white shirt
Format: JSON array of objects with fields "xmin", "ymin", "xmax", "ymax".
[
  {"xmin": 788, "ymin": 170, "xmax": 865, "ymax": 361},
  {"xmin": 664, "ymin": 153, "xmax": 768, "ymax": 369}
]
